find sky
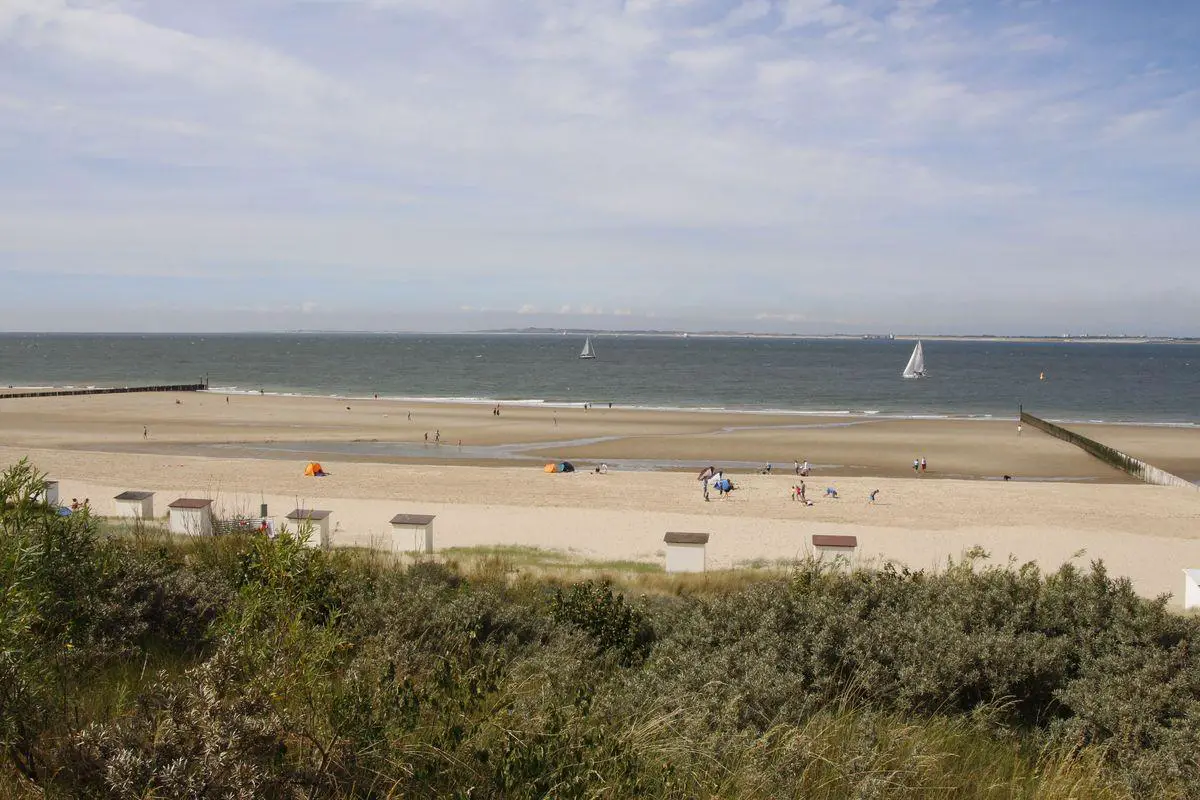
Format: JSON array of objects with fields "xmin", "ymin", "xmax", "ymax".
[{"xmin": 1, "ymin": 0, "xmax": 1198, "ymax": 335}]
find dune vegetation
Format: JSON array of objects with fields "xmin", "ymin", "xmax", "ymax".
[{"xmin": 2, "ymin": 458, "xmax": 1197, "ymax": 798}]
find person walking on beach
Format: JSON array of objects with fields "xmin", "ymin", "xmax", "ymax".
[
  {"xmin": 799, "ymin": 481, "xmax": 806, "ymax": 503},
  {"xmin": 920, "ymin": 457, "xmax": 927, "ymax": 473},
  {"xmin": 1017, "ymin": 423, "xmax": 1022, "ymax": 436},
  {"xmin": 143, "ymin": 426, "xmax": 148, "ymax": 439},
  {"xmin": 424, "ymin": 432, "xmax": 429, "ymax": 444},
  {"xmin": 435, "ymin": 430, "xmax": 440, "ymax": 444},
  {"xmin": 794, "ymin": 460, "xmax": 800, "ymax": 475},
  {"xmin": 913, "ymin": 458, "xmax": 920, "ymax": 474},
  {"xmin": 703, "ymin": 479, "xmax": 710, "ymax": 502}
]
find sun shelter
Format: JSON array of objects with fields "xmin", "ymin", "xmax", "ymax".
[
  {"xmin": 168, "ymin": 498, "xmax": 214, "ymax": 536},
  {"xmin": 390, "ymin": 513, "xmax": 436, "ymax": 554},
  {"xmin": 113, "ymin": 490, "xmax": 155, "ymax": 519},
  {"xmin": 304, "ymin": 462, "xmax": 327, "ymax": 477},
  {"xmin": 544, "ymin": 461, "xmax": 576, "ymax": 473},
  {"xmin": 664, "ymin": 531, "xmax": 709, "ymax": 574},
  {"xmin": 38, "ymin": 480, "xmax": 60, "ymax": 506},
  {"xmin": 286, "ymin": 508, "xmax": 332, "ymax": 549},
  {"xmin": 812, "ymin": 534, "xmax": 857, "ymax": 559},
  {"xmin": 1184, "ymin": 570, "xmax": 1200, "ymax": 610}
]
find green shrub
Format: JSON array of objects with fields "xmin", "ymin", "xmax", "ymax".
[{"xmin": 550, "ymin": 580, "xmax": 654, "ymax": 665}]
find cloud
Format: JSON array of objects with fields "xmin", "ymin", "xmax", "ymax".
[
  {"xmin": 721, "ymin": 0, "xmax": 773, "ymax": 29},
  {"xmin": 0, "ymin": 0, "xmax": 1197, "ymax": 333}
]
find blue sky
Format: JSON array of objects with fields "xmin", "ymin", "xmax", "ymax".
[{"xmin": 1, "ymin": 0, "xmax": 1197, "ymax": 334}]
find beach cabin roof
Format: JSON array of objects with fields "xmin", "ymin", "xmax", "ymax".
[
  {"xmin": 168, "ymin": 498, "xmax": 213, "ymax": 509},
  {"xmin": 114, "ymin": 490, "xmax": 154, "ymax": 501},
  {"xmin": 664, "ymin": 531, "xmax": 710, "ymax": 545},
  {"xmin": 390, "ymin": 513, "xmax": 436, "ymax": 526},
  {"xmin": 286, "ymin": 509, "xmax": 332, "ymax": 521},
  {"xmin": 812, "ymin": 534, "xmax": 857, "ymax": 548}
]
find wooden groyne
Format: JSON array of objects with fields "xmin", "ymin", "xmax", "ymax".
[
  {"xmin": 0, "ymin": 383, "xmax": 206, "ymax": 400},
  {"xmin": 1020, "ymin": 410, "xmax": 1198, "ymax": 490}
]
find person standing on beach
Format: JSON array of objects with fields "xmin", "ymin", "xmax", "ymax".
[
  {"xmin": 424, "ymin": 432, "xmax": 429, "ymax": 444},
  {"xmin": 1017, "ymin": 423, "xmax": 1022, "ymax": 436},
  {"xmin": 913, "ymin": 458, "xmax": 920, "ymax": 473},
  {"xmin": 143, "ymin": 426, "xmax": 148, "ymax": 439},
  {"xmin": 794, "ymin": 460, "xmax": 800, "ymax": 475},
  {"xmin": 920, "ymin": 457, "xmax": 927, "ymax": 473},
  {"xmin": 703, "ymin": 480, "xmax": 710, "ymax": 502},
  {"xmin": 435, "ymin": 430, "xmax": 440, "ymax": 444}
]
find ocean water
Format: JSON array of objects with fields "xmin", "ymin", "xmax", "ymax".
[{"xmin": 1, "ymin": 333, "xmax": 1197, "ymax": 424}]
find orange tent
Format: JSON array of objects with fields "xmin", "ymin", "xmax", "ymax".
[{"xmin": 304, "ymin": 462, "xmax": 324, "ymax": 477}]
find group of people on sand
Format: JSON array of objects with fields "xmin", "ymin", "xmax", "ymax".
[{"xmin": 912, "ymin": 457, "xmax": 928, "ymax": 474}]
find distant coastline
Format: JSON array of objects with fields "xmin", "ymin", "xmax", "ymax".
[{"xmin": 478, "ymin": 328, "xmax": 1200, "ymax": 345}]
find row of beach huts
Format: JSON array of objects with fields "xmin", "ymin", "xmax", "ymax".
[{"xmin": 38, "ymin": 480, "xmax": 1200, "ymax": 598}]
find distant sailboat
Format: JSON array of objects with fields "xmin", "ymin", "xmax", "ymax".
[
  {"xmin": 579, "ymin": 337, "xmax": 597, "ymax": 360},
  {"xmin": 902, "ymin": 340, "xmax": 926, "ymax": 379}
]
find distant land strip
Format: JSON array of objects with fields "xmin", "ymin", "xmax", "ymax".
[{"xmin": 478, "ymin": 328, "xmax": 1200, "ymax": 343}]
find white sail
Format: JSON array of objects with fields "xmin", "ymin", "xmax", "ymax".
[
  {"xmin": 902, "ymin": 340, "xmax": 925, "ymax": 379},
  {"xmin": 579, "ymin": 337, "xmax": 596, "ymax": 359}
]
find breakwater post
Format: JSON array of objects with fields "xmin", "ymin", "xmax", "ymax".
[
  {"xmin": 1020, "ymin": 410, "xmax": 1198, "ymax": 490},
  {"xmin": 0, "ymin": 383, "xmax": 207, "ymax": 400}
]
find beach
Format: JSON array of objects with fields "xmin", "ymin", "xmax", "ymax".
[{"xmin": 2, "ymin": 391, "xmax": 1199, "ymax": 600}]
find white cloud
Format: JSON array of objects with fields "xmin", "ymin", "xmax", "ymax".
[
  {"xmin": 721, "ymin": 0, "xmax": 772, "ymax": 29},
  {"xmin": 0, "ymin": 0, "xmax": 1196, "ymax": 333}
]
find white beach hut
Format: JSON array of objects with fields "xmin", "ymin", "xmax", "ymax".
[
  {"xmin": 286, "ymin": 508, "xmax": 332, "ymax": 549},
  {"xmin": 113, "ymin": 490, "xmax": 155, "ymax": 520},
  {"xmin": 664, "ymin": 531, "xmax": 709, "ymax": 574},
  {"xmin": 1183, "ymin": 569, "xmax": 1200, "ymax": 611},
  {"xmin": 168, "ymin": 498, "xmax": 213, "ymax": 536},
  {"xmin": 390, "ymin": 513, "xmax": 436, "ymax": 554},
  {"xmin": 812, "ymin": 534, "xmax": 857, "ymax": 559}
]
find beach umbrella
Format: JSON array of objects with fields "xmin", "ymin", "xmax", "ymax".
[{"xmin": 697, "ymin": 466, "xmax": 715, "ymax": 481}]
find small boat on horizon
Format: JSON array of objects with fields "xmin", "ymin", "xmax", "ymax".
[
  {"xmin": 579, "ymin": 337, "xmax": 597, "ymax": 360},
  {"xmin": 902, "ymin": 340, "xmax": 926, "ymax": 379}
]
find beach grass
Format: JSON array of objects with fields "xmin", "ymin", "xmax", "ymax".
[{"xmin": 7, "ymin": 453, "xmax": 1193, "ymax": 799}]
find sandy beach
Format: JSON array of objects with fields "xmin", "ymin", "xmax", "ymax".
[{"xmin": 2, "ymin": 391, "xmax": 1198, "ymax": 601}]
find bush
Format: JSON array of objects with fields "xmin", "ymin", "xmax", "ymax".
[
  {"xmin": 550, "ymin": 580, "xmax": 654, "ymax": 665},
  {"xmin": 4, "ymin": 457, "xmax": 1196, "ymax": 797}
]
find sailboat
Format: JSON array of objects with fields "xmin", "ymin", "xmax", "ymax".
[
  {"xmin": 579, "ymin": 337, "xmax": 597, "ymax": 360},
  {"xmin": 902, "ymin": 340, "xmax": 925, "ymax": 379}
]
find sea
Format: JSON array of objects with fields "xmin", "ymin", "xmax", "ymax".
[{"xmin": 1, "ymin": 333, "xmax": 1197, "ymax": 426}]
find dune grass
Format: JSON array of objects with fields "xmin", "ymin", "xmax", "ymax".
[{"xmin": 7, "ymin": 458, "xmax": 1198, "ymax": 797}]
